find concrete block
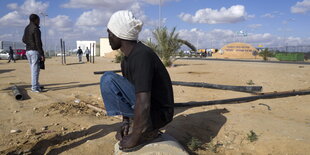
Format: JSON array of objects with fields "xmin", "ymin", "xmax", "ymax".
[{"xmin": 114, "ymin": 133, "xmax": 188, "ymax": 155}]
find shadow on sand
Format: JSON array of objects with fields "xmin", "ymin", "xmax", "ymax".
[
  {"xmin": 165, "ymin": 108, "xmax": 229, "ymax": 154},
  {"xmin": 2, "ymin": 82, "xmax": 80, "ymax": 91},
  {"xmin": 6, "ymin": 123, "xmax": 121, "ymax": 155},
  {"xmin": 5, "ymin": 108, "xmax": 227, "ymax": 154},
  {"xmin": 0, "ymin": 69, "xmax": 15, "ymax": 74}
]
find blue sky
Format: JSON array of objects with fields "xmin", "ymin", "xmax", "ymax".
[{"xmin": 0, "ymin": 0, "xmax": 310, "ymax": 50}]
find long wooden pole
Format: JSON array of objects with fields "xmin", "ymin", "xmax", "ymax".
[
  {"xmin": 172, "ymin": 81, "xmax": 262, "ymax": 93},
  {"xmin": 174, "ymin": 89, "xmax": 310, "ymax": 107},
  {"xmin": 63, "ymin": 41, "xmax": 66, "ymax": 65},
  {"xmin": 93, "ymin": 70, "xmax": 121, "ymax": 75},
  {"xmin": 89, "ymin": 43, "xmax": 92, "ymax": 63},
  {"xmin": 60, "ymin": 38, "xmax": 63, "ymax": 65},
  {"xmin": 93, "ymin": 43, "xmax": 95, "ymax": 64}
]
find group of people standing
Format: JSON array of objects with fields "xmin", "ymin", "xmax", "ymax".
[{"xmin": 77, "ymin": 46, "xmax": 91, "ymax": 63}]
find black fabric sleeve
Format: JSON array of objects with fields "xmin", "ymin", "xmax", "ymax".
[
  {"xmin": 33, "ymin": 27, "xmax": 44, "ymax": 56},
  {"xmin": 131, "ymin": 52, "xmax": 154, "ymax": 93},
  {"xmin": 22, "ymin": 28, "xmax": 27, "ymax": 44}
]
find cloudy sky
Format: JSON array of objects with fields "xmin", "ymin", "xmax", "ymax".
[{"xmin": 0, "ymin": 0, "xmax": 310, "ymax": 50}]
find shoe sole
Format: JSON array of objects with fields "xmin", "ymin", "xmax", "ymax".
[{"xmin": 120, "ymin": 132, "xmax": 161, "ymax": 152}]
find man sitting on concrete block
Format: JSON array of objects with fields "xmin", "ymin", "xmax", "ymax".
[{"xmin": 100, "ymin": 10, "xmax": 174, "ymax": 152}]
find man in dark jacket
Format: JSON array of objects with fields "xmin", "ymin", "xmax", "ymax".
[
  {"xmin": 100, "ymin": 10, "xmax": 174, "ymax": 152},
  {"xmin": 77, "ymin": 47, "xmax": 83, "ymax": 62},
  {"xmin": 22, "ymin": 14, "xmax": 45, "ymax": 93},
  {"xmin": 7, "ymin": 46, "xmax": 15, "ymax": 63}
]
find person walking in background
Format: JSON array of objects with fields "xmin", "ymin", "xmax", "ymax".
[
  {"xmin": 84, "ymin": 47, "xmax": 90, "ymax": 62},
  {"xmin": 7, "ymin": 46, "xmax": 16, "ymax": 63},
  {"xmin": 77, "ymin": 47, "xmax": 83, "ymax": 62},
  {"xmin": 22, "ymin": 14, "xmax": 45, "ymax": 93}
]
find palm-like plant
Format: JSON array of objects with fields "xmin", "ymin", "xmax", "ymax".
[
  {"xmin": 259, "ymin": 48, "xmax": 273, "ymax": 61},
  {"xmin": 145, "ymin": 27, "xmax": 196, "ymax": 66}
]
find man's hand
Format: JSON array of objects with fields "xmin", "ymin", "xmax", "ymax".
[{"xmin": 41, "ymin": 56, "xmax": 45, "ymax": 62}]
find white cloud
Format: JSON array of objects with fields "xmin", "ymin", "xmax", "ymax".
[
  {"xmin": 7, "ymin": 3, "xmax": 18, "ymax": 10},
  {"xmin": 47, "ymin": 15, "xmax": 73, "ymax": 32},
  {"xmin": 142, "ymin": 0, "xmax": 179, "ymax": 5},
  {"xmin": 261, "ymin": 13, "xmax": 275, "ymax": 18},
  {"xmin": 62, "ymin": 0, "xmax": 133, "ymax": 9},
  {"xmin": 291, "ymin": 0, "xmax": 310, "ymax": 13},
  {"xmin": 169, "ymin": 28, "xmax": 310, "ymax": 49},
  {"xmin": 0, "ymin": 11, "xmax": 27, "ymax": 26},
  {"xmin": 76, "ymin": 9, "xmax": 112, "ymax": 27},
  {"xmin": 0, "ymin": 0, "xmax": 49, "ymax": 27},
  {"xmin": 20, "ymin": 0, "xmax": 49, "ymax": 15},
  {"xmin": 0, "ymin": 33, "xmax": 14, "ymax": 40},
  {"xmin": 179, "ymin": 5, "xmax": 250, "ymax": 24},
  {"xmin": 62, "ymin": 0, "xmax": 179, "ymax": 8},
  {"xmin": 248, "ymin": 24, "xmax": 262, "ymax": 29}
]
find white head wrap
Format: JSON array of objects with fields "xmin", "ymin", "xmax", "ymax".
[{"xmin": 107, "ymin": 10, "xmax": 143, "ymax": 41}]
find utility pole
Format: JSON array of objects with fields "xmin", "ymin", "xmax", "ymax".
[
  {"xmin": 158, "ymin": 0, "xmax": 162, "ymax": 28},
  {"xmin": 40, "ymin": 12, "xmax": 48, "ymax": 56}
]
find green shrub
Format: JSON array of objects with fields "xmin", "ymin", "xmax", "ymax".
[
  {"xmin": 114, "ymin": 51, "xmax": 124, "ymax": 63},
  {"xmin": 187, "ymin": 137, "xmax": 203, "ymax": 151},
  {"xmin": 247, "ymin": 130, "xmax": 258, "ymax": 142}
]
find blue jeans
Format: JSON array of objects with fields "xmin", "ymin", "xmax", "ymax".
[
  {"xmin": 26, "ymin": 50, "xmax": 40, "ymax": 91},
  {"xmin": 100, "ymin": 72, "xmax": 135, "ymax": 117}
]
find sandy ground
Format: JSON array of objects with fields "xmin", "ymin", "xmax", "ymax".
[{"xmin": 0, "ymin": 56, "xmax": 309, "ymax": 155}]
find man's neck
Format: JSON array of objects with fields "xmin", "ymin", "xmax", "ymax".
[{"xmin": 120, "ymin": 40, "xmax": 138, "ymax": 57}]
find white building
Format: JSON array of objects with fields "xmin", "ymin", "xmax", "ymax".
[{"xmin": 99, "ymin": 38, "xmax": 113, "ymax": 57}]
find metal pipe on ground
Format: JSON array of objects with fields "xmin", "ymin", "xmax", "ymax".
[
  {"xmin": 174, "ymin": 89, "xmax": 310, "ymax": 107},
  {"xmin": 12, "ymin": 85, "xmax": 23, "ymax": 100},
  {"xmin": 172, "ymin": 81, "xmax": 262, "ymax": 93},
  {"xmin": 93, "ymin": 70, "xmax": 121, "ymax": 75}
]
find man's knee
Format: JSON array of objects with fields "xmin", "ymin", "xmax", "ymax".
[{"xmin": 101, "ymin": 71, "xmax": 118, "ymax": 83}]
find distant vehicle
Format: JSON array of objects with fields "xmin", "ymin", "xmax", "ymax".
[
  {"xmin": 0, "ymin": 50, "xmax": 20, "ymax": 60},
  {"xmin": 15, "ymin": 49, "xmax": 27, "ymax": 59}
]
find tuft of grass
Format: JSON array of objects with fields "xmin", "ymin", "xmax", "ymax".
[
  {"xmin": 206, "ymin": 141, "xmax": 222, "ymax": 153},
  {"xmin": 246, "ymin": 80, "xmax": 255, "ymax": 85},
  {"xmin": 187, "ymin": 137, "xmax": 203, "ymax": 151},
  {"xmin": 247, "ymin": 130, "xmax": 258, "ymax": 142}
]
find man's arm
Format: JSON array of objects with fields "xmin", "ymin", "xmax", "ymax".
[
  {"xmin": 120, "ymin": 92, "xmax": 152, "ymax": 148},
  {"xmin": 33, "ymin": 28, "xmax": 45, "ymax": 60},
  {"xmin": 22, "ymin": 28, "xmax": 27, "ymax": 44},
  {"xmin": 132, "ymin": 92, "xmax": 151, "ymax": 134}
]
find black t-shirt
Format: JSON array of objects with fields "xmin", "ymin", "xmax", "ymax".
[{"xmin": 121, "ymin": 42, "xmax": 174, "ymax": 129}]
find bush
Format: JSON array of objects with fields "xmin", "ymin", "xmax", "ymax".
[
  {"xmin": 114, "ymin": 51, "xmax": 124, "ymax": 63},
  {"xmin": 259, "ymin": 48, "xmax": 273, "ymax": 61},
  {"xmin": 187, "ymin": 137, "xmax": 203, "ymax": 151}
]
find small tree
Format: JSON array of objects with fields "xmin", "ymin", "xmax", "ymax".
[
  {"xmin": 114, "ymin": 50, "xmax": 124, "ymax": 63},
  {"xmin": 145, "ymin": 27, "xmax": 196, "ymax": 66},
  {"xmin": 259, "ymin": 48, "xmax": 273, "ymax": 61}
]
